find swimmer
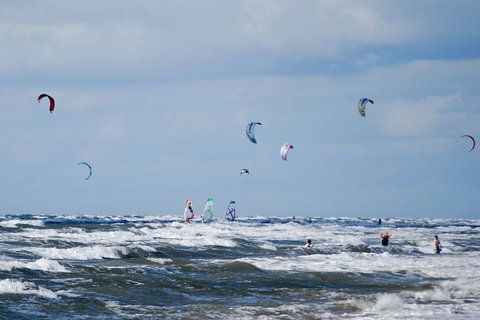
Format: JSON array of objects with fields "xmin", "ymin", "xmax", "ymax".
[
  {"xmin": 304, "ymin": 239, "xmax": 313, "ymax": 249},
  {"xmin": 434, "ymin": 235, "xmax": 442, "ymax": 254},
  {"xmin": 380, "ymin": 232, "xmax": 391, "ymax": 246}
]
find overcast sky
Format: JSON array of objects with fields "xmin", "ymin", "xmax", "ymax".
[{"xmin": 1, "ymin": 0, "xmax": 479, "ymax": 218}]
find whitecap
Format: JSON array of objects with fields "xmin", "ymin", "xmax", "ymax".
[
  {"xmin": 0, "ymin": 219, "xmax": 44, "ymax": 228},
  {"xmin": 0, "ymin": 257, "xmax": 67, "ymax": 272},
  {"xmin": 371, "ymin": 293, "xmax": 404, "ymax": 311},
  {"xmin": 0, "ymin": 279, "xmax": 57, "ymax": 299},
  {"xmin": 146, "ymin": 258, "xmax": 173, "ymax": 265},
  {"xmin": 23, "ymin": 245, "xmax": 128, "ymax": 260}
]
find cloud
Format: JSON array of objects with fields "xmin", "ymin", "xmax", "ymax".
[
  {"xmin": 0, "ymin": 0, "xmax": 439, "ymax": 82},
  {"xmin": 378, "ymin": 94, "xmax": 462, "ymax": 137},
  {"xmin": 239, "ymin": 0, "xmax": 414, "ymax": 57}
]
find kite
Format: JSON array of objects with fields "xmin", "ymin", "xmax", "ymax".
[
  {"xmin": 460, "ymin": 134, "xmax": 476, "ymax": 152},
  {"xmin": 280, "ymin": 144, "xmax": 294, "ymax": 161},
  {"xmin": 77, "ymin": 162, "xmax": 92, "ymax": 180},
  {"xmin": 38, "ymin": 94, "xmax": 55, "ymax": 113},
  {"xmin": 358, "ymin": 98, "xmax": 374, "ymax": 117},
  {"xmin": 246, "ymin": 122, "xmax": 262, "ymax": 144}
]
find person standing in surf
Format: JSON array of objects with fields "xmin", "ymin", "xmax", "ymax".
[
  {"xmin": 434, "ymin": 235, "xmax": 442, "ymax": 254},
  {"xmin": 304, "ymin": 239, "xmax": 313, "ymax": 249},
  {"xmin": 380, "ymin": 232, "xmax": 391, "ymax": 246}
]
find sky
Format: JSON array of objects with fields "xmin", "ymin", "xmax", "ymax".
[{"xmin": 0, "ymin": 0, "xmax": 479, "ymax": 218}]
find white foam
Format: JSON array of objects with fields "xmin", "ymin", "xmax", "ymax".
[
  {"xmin": 371, "ymin": 294, "xmax": 404, "ymax": 311},
  {"xmin": 146, "ymin": 258, "xmax": 173, "ymax": 265},
  {"xmin": 258, "ymin": 242, "xmax": 277, "ymax": 251},
  {"xmin": 22, "ymin": 245, "xmax": 128, "ymax": 260},
  {"xmin": 0, "ymin": 279, "xmax": 57, "ymax": 299},
  {"xmin": 0, "ymin": 257, "xmax": 67, "ymax": 272},
  {"xmin": 0, "ymin": 219, "xmax": 44, "ymax": 228},
  {"xmin": 133, "ymin": 245, "xmax": 157, "ymax": 252}
]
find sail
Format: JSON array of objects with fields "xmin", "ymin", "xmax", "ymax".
[
  {"xmin": 184, "ymin": 200, "xmax": 194, "ymax": 223},
  {"xmin": 225, "ymin": 201, "xmax": 236, "ymax": 222},
  {"xmin": 202, "ymin": 198, "xmax": 214, "ymax": 223}
]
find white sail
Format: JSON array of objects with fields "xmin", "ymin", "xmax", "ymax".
[
  {"xmin": 184, "ymin": 200, "xmax": 194, "ymax": 222},
  {"xmin": 202, "ymin": 198, "xmax": 214, "ymax": 223}
]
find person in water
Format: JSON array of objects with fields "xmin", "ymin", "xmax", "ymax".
[
  {"xmin": 434, "ymin": 235, "xmax": 442, "ymax": 254},
  {"xmin": 304, "ymin": 239, "xmax": 313, "ymax": 249},
  {"xmin": 380, "ymin": 232, "xmax": 391, "ymax": 246},
  {"xmin": 378, "ymin": 218, "xmax": 382, "ymax": 225}
]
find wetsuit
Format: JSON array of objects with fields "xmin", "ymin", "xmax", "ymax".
[
  {"xmin": 381, "ymin": 237, "xmax": 389, "ymax": 246},
  {"xmin": 435, "ymin": 242, "xmax": 442, "ymax": 254}
]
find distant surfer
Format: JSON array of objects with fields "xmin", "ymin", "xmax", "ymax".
[
  {"xmin": 304, "ymin": 239, "xmax": 313, "ymax": 249},
  {"xmin": 434, "ymin": 235, "xmax": 442, "ymax": 254},
  {"xmin": 380, "ymin": 232, "xmax": 391, "ymax": 246},
  {"xmin": 378, "ymin": 218, "xmax": 382, "ymax": 225},
  {"xmin": 184, "ymin": 200, "xmax": 195, "ymax": 223}
]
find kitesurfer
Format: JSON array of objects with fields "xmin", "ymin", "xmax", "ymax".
[
  {"xmin": 434, "ymin": 235, "xmax": 442, "ymax": 254},
  {"xmin": 380, "ymin": 232, "xmax": 391, "ymax": 246},
  {"xmin": 304, "ymin": 239, "xmax": 313, "ymax": 249}
]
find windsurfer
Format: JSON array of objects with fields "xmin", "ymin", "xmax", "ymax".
[{"xmin": 184, "ymin": 200, "xmax": 194, "ymax": 223}]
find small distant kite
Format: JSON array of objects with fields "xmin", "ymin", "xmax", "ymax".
[
  {"xmin": 240, "ymin": 169, "xmax": 249, "ymax": 175},
  {"xmin": 280, "ymin": 144, "xmax": 294, "ymax": 161},
  {"xmin": 77, "ymin": 162, "xmax": 92, "ymax": 180},
  {"xmin": 246, "ymin": 122, "xmax": 262, "ymax": 144},
  {"xmin": 38, "ymin": 94, "xmax": 55, "ymax": 113},
  {"xmin": 460, "ymin": 134, "xmax": 476, "ymax": 152},
  {"xmin": 358, "ymin": 98, "xmax": 374, "ymax": 117}
]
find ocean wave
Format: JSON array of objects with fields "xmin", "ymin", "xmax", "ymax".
[
  {"xmin": 21, "ymin": 245, "xmax": 128, "ymax": 260},
  {"xmin": 146, "ymin": 258, "xmax": 173, "ymax": 265},
  {"xmin": 0, "ymin": 219, "xmax": 44, "ymax": 228},
  {"xmin": 353, "ymin": 277, "xmax": 480, "ymax": 318},
  {"xmin": 0, "ymin": 257, "xmax": 67, "ymax": 272},
  {"xmin": 0, "ymin": 279, "xmax": 57, "ymax": 299},
  {"xmin": 1, "ymin": 214, "xmax": 479, "ymax": 319},
  {"xmin": 221, "ymin": 261, "xmax": 264, "ymax": 272}
]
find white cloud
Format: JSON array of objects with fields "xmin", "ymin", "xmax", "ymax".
[
  {"xmin": 0, "ymin": 1, "xmax": 423, "ymax": 80},
  {"xmin": 239, "ymin": 0, "xmax": 413, "ymax": 57},
  {"xmin": 379, "ymin": 94, "xmax": 462, "ymax": 137}
]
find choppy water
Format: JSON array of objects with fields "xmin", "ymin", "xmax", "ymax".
[{"xmin": 0, "ymin": 214, "xmax": 479, "ymax": 319}]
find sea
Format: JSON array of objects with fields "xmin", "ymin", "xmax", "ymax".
[{"xmin": 0, "ymin": 214, "xmax": 479, "ymax": 319}]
